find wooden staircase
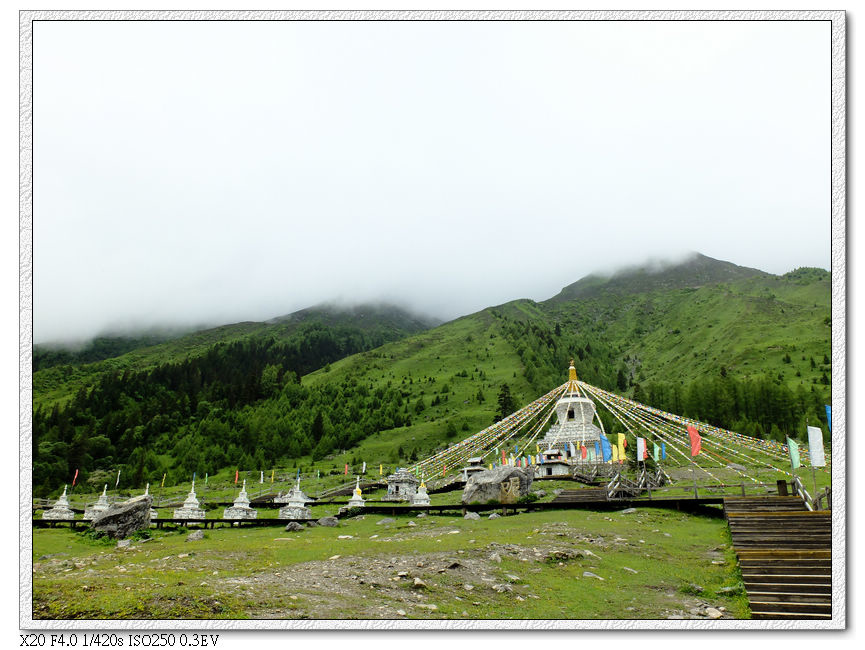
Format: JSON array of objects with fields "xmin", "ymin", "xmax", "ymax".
[
  {"xmin": 724, "ymin": 497, "xmax": 831, "ymax": 620},
  {"xmin": 551, "ymin": 488, "xmax": 608, "ymax": 503}
]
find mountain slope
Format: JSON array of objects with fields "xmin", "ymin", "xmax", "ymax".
[{"xmin": 31, "ymin": 255, "xmax": 831, "ymax": 495}]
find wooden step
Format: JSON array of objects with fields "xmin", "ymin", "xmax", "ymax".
[
  {"xmin": 737, "ymin": 549, "xmax": 831, "ymax": 559},
  {"xmin": 746, "ymin": 592, "xmax": 831, "ymax": 604},
  {"xmin": 751, "ymin": 611, "xmax": 832, "ymax": 620},
  {"xmin": 744, "ymin": 582, "xmax": 831, "ymax": 595},
  {"xmin": 742, "ymin": 574, "xmax": 831, "ymax": 585},
  {"xmin": 748, "ymin": 600, "xmax": 831, "ymax": 614}
]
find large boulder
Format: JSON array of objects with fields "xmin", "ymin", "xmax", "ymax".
[
  {"xmin": 92, "ymin": 495, "xmax": 153, "ymax": 539},
  {"xmin": 461, "ymin": 467, "xmax": 533, "ymax": 505}
]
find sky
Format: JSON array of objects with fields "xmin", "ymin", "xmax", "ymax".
[{"xmin": 32, "ymin": 19, "xmax": 831, "ymax": 344}]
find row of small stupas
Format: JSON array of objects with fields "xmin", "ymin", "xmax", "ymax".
[{"xmin": 42, "ymin": 468, "xmax": 432, "ymax": 522}]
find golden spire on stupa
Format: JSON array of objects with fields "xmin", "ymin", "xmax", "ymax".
[{"xmin": 566, "ymin": 358, "xmax": 581, "ymax": 395}]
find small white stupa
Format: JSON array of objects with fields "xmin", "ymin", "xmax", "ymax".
[
  {"xmin": 173, "ymin": 479, "xmax": 205, "ymax": 519},
  {"xmin": 83, "ymin": 484, "xmax": 111, "ymax": 520},
  {"xmin": 346, "ymin": 476, "xmax": 366, "ymax": 508},
  {"xmin": 411, "ymin": 478, "xmax": 431, "ymax": 506},
  {"xmin": 278, "ymin": 475, "xmax": 312, "ymax": 519},
  {"xmin": 43, "ymin": 485, "xmax": 76, "ymax": 520},
  {"xmin": 224, "ymin": 479, "xmax": 257, "ymax": 519}
]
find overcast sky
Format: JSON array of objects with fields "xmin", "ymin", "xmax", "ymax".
[{"xmin": 33, "ymin": 19, "xmax": 830, "ymax": 344}]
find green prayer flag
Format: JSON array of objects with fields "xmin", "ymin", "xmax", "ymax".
[
  {"xmin": 652, "ymin": 442, "xmax": 660, "ymax": 462},
  {"xmin": 786, "ymin": 437, "xmax": 800, "ymax": 469}
]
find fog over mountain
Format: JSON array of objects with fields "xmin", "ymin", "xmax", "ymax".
[{"xmin": 32, "ymin": 20, "xmax": 830, "ymax": 344}]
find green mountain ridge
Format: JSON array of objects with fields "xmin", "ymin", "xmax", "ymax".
[{"xmin": 31, "ymin": 254, "xmax": 831, "ymax": 495}]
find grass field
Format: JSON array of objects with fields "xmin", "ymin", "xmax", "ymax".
[{"xmin": 32, "ymin": 507, "xmax": 748, "ymax": 621}]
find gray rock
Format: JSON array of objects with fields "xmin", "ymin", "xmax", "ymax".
[
  {"xmin": 317, "ymin": 517, "xmax": 339, "ymax": 527},
  {"xmin": 461, "ymin": 466, "xmax": 533, "ymax": 505},
  {"xmin": 377, "ymin": 518, "xmax": 396, "ymax": 525},
  {"xmin": 488, "ymin": 513, "xmax": 501, "ymax": 520},
  {"xmin": 186, "ymin": 530, "xmax": 204, "ymax": 541},
  {"xmin": 489, "ymin": 552, "xmax": 502, "ymax": 563},
  {"xmin": 705, "ymin": 607, "xmax": 723, "ymax": 619},
  {"xmin": 305, "ymin": 521, "xmax": 318, "ymax": 527},
  {"xmin": 533, "ymin": 490, "xmax": 547, "ymax": 498},
  {"xmin": 552, "ymin": 489, "xmax": 562, "ymax": 496},
  {"xmin": 717, "ymin": 586, "xmax": 742, "ymax": 596},
  {"xmin": 412, "ymin": 577, "xmax": 428, "ymax": 589},
  {"xmin": 464, "ymin": 512, "xmax": 481, "ymax": 520},
  {"xmin": 622, "ymin": 566, "xmax": 638, "ymax": 574},
  {"xmin": 92, "ymin": 494, "xmax": 153, "ymax": 539},
  {"xmin": 492, "ymin": 583, "xmax": 513, "ymax": 593},
  {"xmin": 583, "ymin": 571, "xmax": 604, "ymax": 580},
  {"xmin": 416, "ymin": 513, "xmax": 427, "ymax": 518},
  {"xmin": 727, "ymin": 463, "xmax": 747, "ymax": 472},
  {"xmin": 284, "ymin": 522, "xmax": 304, "ymax": 532},
  {"xmin": 116, "ymin": 539, "xmax": 131, "ymax": 549},
  {"xmin": 689, "ymin": 583, "xmax": 704, "ymax": 593},
  {"xmin": 619, "ymin": 508, "xmax": 637, "ymax": 515}
]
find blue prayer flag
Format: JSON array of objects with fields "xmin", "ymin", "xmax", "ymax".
[
  {"xmin": 594, "ymin": 441, "xmax": 601, "ymax": 459},
  {"xmin": 661, "ymin": 442, "xmax": 667, "ymax": 460},
  {"xmin": 599, "ymin": 432, "xmax": 612, "ymax": 462},
  {"xmin": 825, "ymin": 405, "xmax": 832, "ymax": 432}
]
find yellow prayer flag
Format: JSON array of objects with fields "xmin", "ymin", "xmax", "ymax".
[
  {"xmin": 611, "ymin": 445, "xmax": 619, "ymax": 462},
  {"xmin": 379, "ymin": 464, "xmax": 383, "ymax": 476},
  {"xmin": 270, "ymin": 469, "xmax": 275, "ymax": 483},
  {"xmin": 161, "ymin": 473, "xmax": 166, "ymax": 488}
]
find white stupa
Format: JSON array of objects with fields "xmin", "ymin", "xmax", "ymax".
[
  {"xmin": 224, "ymin": 479, "xmax": 257, "ymax": 519},
  {"xmin": 411, "ymin": 479, "xmax": 431, "ymax": 506},
  {"xmin": 83, "ymin": 484, "xmax": 111, "ymax": 520},
  {"xmin": 43, "ymin": 484, "xmax": 76, "ymax": 520},
  {"xmin": 278, "ymin": 476, "xmax": 312, "ymax": 519},
  {"xmin": 538, "ymin": 360, "xmax": 604, "ymax": 462},
  {"xmin": 173, "ymin": 479, "xmax": 205, "ymax": 519},
  {"xmin": 347, "ymin": 476, "xmax": 366, "ymax": 508}
]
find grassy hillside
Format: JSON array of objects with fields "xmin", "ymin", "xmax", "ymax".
[
  {"xmin": 33, "ymin": 303, "xmax": 439, "ymax": 410},
  {"xmin": 31, "ymin": 255, "xmax": 831, "ymax": 495}
]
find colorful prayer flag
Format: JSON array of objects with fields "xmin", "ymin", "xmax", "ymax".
[
  {"xmin": 687, "ymin": 425, "xmax": 702, "ymax": 457},
  {"xmin": 617, "ymin": 433, "xmax": 627, "ymax": 460},
  {"xmin": 787, "ymin": 437, "xmax": 801, "ymax": 469},
  {"xmin": 599, "ymin": 432, "xmax": 612, "ymax": 462},
  {"xmin": 807, "ymin": 426, "xmax": 826, "ymax": 467}
]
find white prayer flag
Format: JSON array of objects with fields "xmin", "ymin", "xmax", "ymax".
[
  {"xmin": 362, "ymin": 461, "xmax": 367, "ymax": 474},
  {"xmin": 260, "ymin": 471, "xmax": 264, "ymax": 483},
  {"xmin": 636, "ymin": 437, "xmax": 646, "ymax": 460},
  {"xmin": 807, "ymin": 426, "xmax": 826, "ymax": 467},
  {"xmin": 115, "ymin": 469, "xmax": 121, "ymax": 487}
]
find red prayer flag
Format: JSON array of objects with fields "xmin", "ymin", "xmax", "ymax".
[
  {"xmin": 234, "ymin": 469, "xmax": 239, "ymax": 484},
  {"xmin": 580, "ymin": 445, "xmax": 587, "ymax": 460},
  {"xmin": 344, "ymin": 463, "xmax": 349, "ymax": 475},
  {"xmin": 72, "ymin": 468, "xmax": 79, "ymax": 487},
  {"xmin": 688, "ymin": 425, "xmax": 702, "ymax": 456}
]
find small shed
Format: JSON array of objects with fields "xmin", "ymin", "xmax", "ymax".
[
  {"xmin": 535, "ymin": 448, "xmax": 572, "ymax": 478},
  {"xmin": 461, "ymin": 456, "xmax": 487, "ymax": 482}
]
